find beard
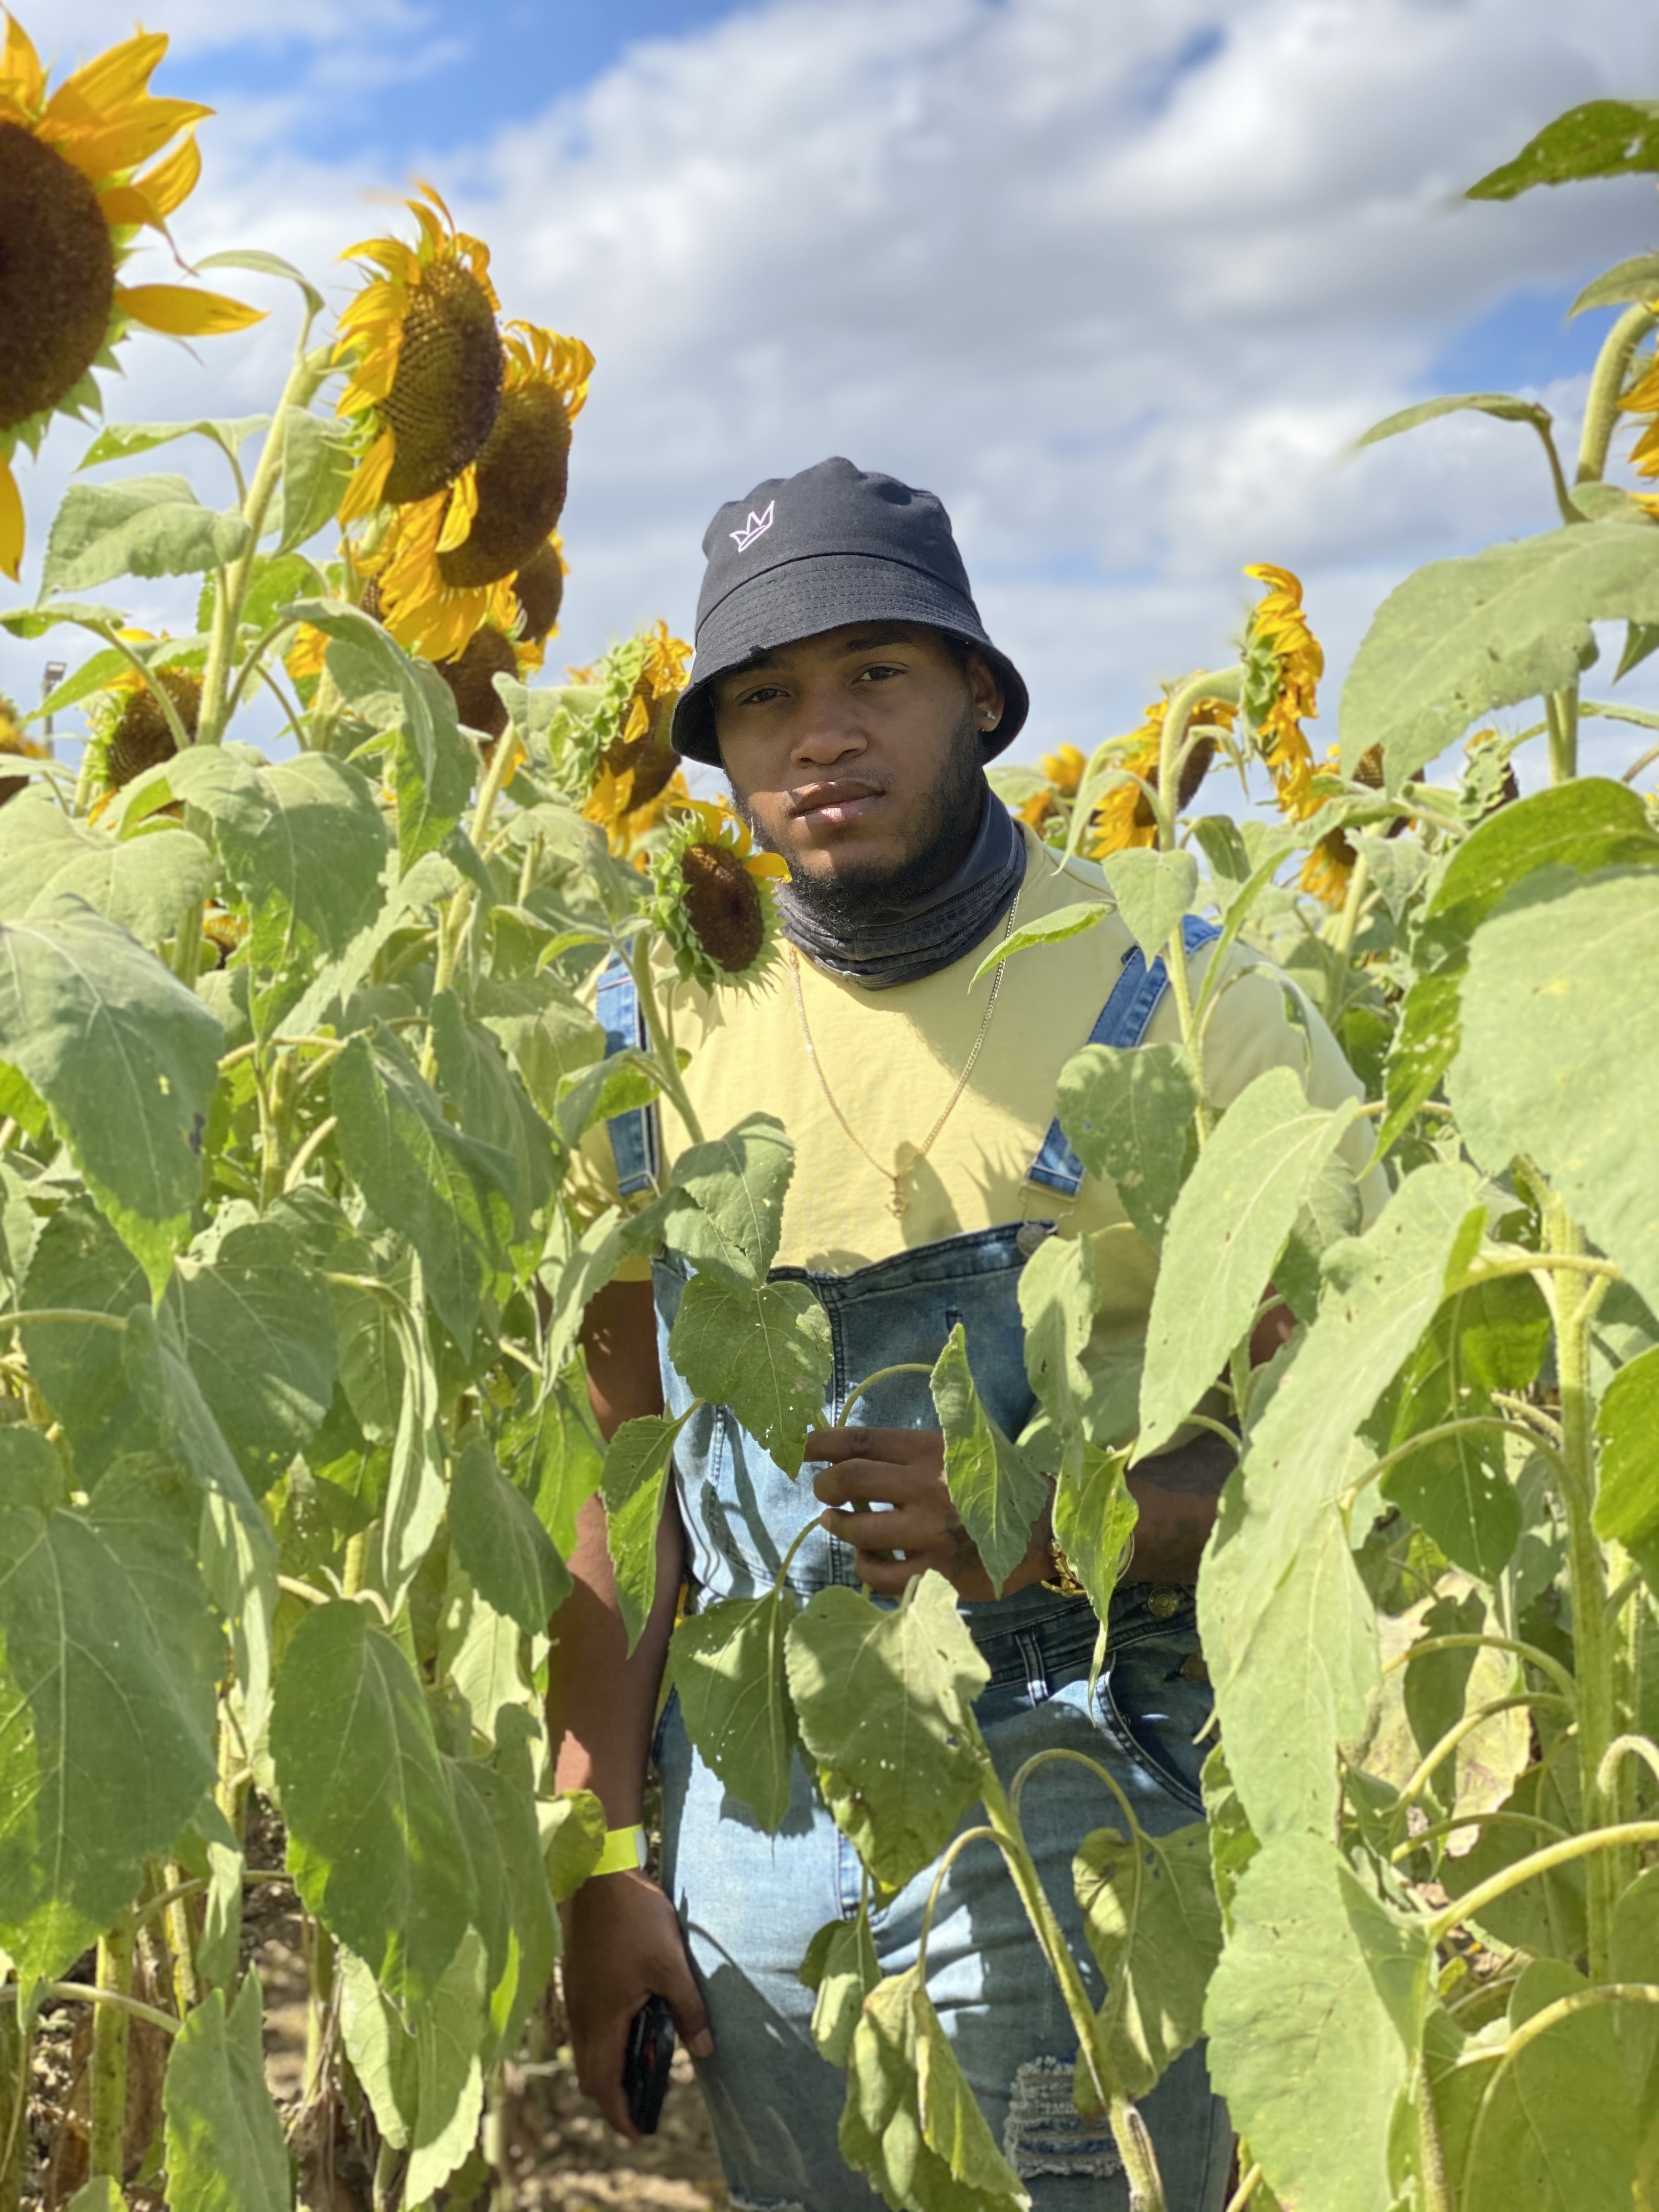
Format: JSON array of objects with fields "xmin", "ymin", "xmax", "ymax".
[{"xmin": 730, "ymin": 708, "xmax": 989, "ymax": 930}]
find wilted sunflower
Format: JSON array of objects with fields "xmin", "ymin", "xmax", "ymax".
[
  {"xmin": 432, "ymin": 619, "xmax": 523, "ymax": 740},
  {"xmin": 1088, "ymin": 697, "xmax": 1233, "ymax": 857},
  {"xmin": 1242, "ymin": 563, "xmax": 1322, "ymax": 821},
  {"xmin": 88, "ymin": 653, "xmax": 202, "ymax": 789},
  {"xmin": 334, "ymin": 186, "xmax": 504, "ymax": 522},
  {"xmin": 511, "ymin": 534, "xmax": 566, "ymax": 670},
  {"xmin": 581, "ymin": 622, "xmax": 691, "ymax": 850},
  {"xmin": 652, "ymin": 800, "xmax": 787, "ymax": 990},
  {"xmin": 0, "ymin": 15, "xmax": 263, "ymax": 579},
  {"xmin": 1015, "ymin": 743, "xmax": 1087, "ymax": 831},
  {"xmin": 1295, "ymin": 742, "xmax": 1412, "ymax": 910},
  {"xmin": 0, "ymin": 690, "xmax": 47, "ymax": 806},
  {"xmin": 374, "ymin": 321, "xmax": 593, "ymax": 661}
]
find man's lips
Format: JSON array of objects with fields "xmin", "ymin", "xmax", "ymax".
[{"xmin": 788, "ymin": 778, "xmax": 886, "ymax": 828}]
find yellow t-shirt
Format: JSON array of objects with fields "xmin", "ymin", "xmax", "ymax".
[{"xmin": 579, "ymin": 823, "xmax": 1385, "ymax": 1339}]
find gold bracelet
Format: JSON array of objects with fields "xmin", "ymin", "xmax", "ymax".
[{"xmin": 1042, "ymin": 1541, "xmax": 1087, "ymax": 1596}]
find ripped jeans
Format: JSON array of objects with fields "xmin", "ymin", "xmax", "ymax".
[{"xmin": 655, "ymin": 1576, "xmax": 1232, "ymax": 2212}]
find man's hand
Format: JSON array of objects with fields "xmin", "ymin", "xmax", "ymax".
[
  {"xmin": 562, "ymin": 1871, "xmax": 713, "ymax": 2141},
  {"xmin": 809, "ymin": 1425, "xmax": 1050, "ymax": 1599}
]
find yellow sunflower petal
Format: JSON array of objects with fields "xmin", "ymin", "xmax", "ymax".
[
  {"xmin": 42, "ymin": 27, "xmax": 168, "ymax": 117},
  {"xmin": 96, "ymin": 184, "xmax": 154, "ymax": 228},
  {"xmin": 744, "ymin": 850, "xmax": 789, "ymax": 881},
  {"xmin": 436, "ymin": 466, "xmax": 478, "ymax": 553},
  {"xmin": 338, "ymin": 427, "xmax": 396, "ymax": 525},
  {"xmin": 1, "ymin": 12, "xmax": 45, "ymax": 114},
  {"xmin": 129, "ymin": 127, "xmax": 201, "ymax": 222},
  {"xmin": 43, "ymin": 98, "xmax": 212, "ymax": 184},
  {"xmin": 0, "ymin": 450, "xmax": 24, "ymax": 582},
  {"xmin": 115, "ymin": 283, "xmax": 266, "ymax": 337}
]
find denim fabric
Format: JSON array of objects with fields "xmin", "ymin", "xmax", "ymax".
[
  {"xmin": 657, "ymin": 1578, "xmax": 1231, "ymax": 2212},
  {"xmin": 651, "ymin": 1223, "xmax": 1229, "ymax": 2211},
  {"xmin": 653, "ymin": 1223, "xmax": 1044, "ymax": 1603},
  {"xmin": 634, "ymin": 948, "xmax": 1228, "ymax": 2208}
]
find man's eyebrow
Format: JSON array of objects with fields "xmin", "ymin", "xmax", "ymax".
[{"xmin": 827, "ymin": 629, "xmax": 915, "ymax": 657}]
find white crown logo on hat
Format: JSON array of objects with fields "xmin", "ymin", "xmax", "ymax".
[{"xmin": 729, "ymin": 500, "xmax": 774, "ymax": 552}]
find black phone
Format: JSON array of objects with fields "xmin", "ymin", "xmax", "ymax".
[{"xmin": 623, "ymin": 1993, "xmax": 676, "ymax": 2136}]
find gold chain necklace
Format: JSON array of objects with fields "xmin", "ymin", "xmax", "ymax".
[{"xmin": 787, "ymin": 883, "xmax": 1024, "ymax": 1218}]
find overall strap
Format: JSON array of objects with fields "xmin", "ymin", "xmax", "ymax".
[
  {"xmin": 1025, "ymin": 913, "xmax": 1221, "ymax": 1200},
  {"xmin": 594, "ymin": 953, "xmax": 662, "ymax": 1198}
]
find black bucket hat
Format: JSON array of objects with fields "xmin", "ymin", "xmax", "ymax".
[{"xmin": 670, "ymin": 455, "xmax": 1029, "ymax": 765}]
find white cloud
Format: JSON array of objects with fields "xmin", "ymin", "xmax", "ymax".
[{"xmin": 8, "ymin": 0, "xmax": 1659, "ymax": 784}]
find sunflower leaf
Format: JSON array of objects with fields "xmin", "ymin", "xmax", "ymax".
[
  {"xmin": 1353, "ymin": 393, "xmax": 1552, "ymax": 449},
  {"xmin": 667, "ymin": 1274, "xmax": 832, "ymax": 1479},
  {"xmin": 0, "ymin": 901, "xmax": 223, "ymax": 1291},
  {"xmin": 40, "ymin": 476, "xmax": 251, "ymax": 599},
  {"xmin": 1341, "ymin": 523, "xmax": 1659, "ymax": 785},
  {"xmin": 1468, "ymin": 99, "xmax": 1659, "ymax": 200}
]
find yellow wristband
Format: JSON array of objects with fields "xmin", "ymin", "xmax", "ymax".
[{"xmin": 591, "ymin": 1824, "xmax": 648, "ymax": 1878}]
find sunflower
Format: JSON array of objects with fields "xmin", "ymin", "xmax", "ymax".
[
  {"xmin": 510, "ymin": 534, "xmax": 565, "ymax": 670},
  {"xmin": 374, "ymin": 322, "xmax": 594, "ymax": 662},
  {"xmin": 0, "ymin": 689, "xmax": 47, "ymax": 806},
  {"xmin": 432, "ymin": 618, "xmax": 524, "ymax": 740},
  {"xmin": 1087, "ymin": 697, "xmax": 1233, "ymax": 857},
  {"xmin": 334, "ymin": 186, "xmax": 504, "ymax": 523},
  {"xmin": 1015, "ymin": 743, "xmax": 1087, "ymax": 832},
  {"xmin": 580, "ymin": 622, "xmax": 692, "ymax": 851},
  {"xmin": 651, "ymin": 800, "xmax": 787, "ymax": 990},
  {"xmin": 85, "ymin": 649, "xmax": 202, "ymax": 789},
  {"xmin": 0, "ymin": 15, "xmax": 263, "ymax": 580},
  {"xmin": 1242, "ymin": 563, "xmax": 1322, "ymax": 821}
]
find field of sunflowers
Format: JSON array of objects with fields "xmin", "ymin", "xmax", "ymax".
[{"xmin": 3, "ymin": 15, "xmax": 1659, "ymax": 2212}]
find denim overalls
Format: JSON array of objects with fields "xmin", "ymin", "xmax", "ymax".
[{"xmin": 600, "ymin": 924, "xmax": 1231, "ymax": 2212}]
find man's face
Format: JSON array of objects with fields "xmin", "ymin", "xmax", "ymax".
[{"xmin": 711, "ymin": 622, "xmax": 1004, "ymax": 903}]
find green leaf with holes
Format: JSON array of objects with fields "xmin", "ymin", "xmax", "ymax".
[
  {"xmin": 668, "ymin": 1272, "xmax": 832, "ymax": 1479},
  {"xmin": 1055, "ymin": 1040, "xmax": 1197, "ymax": 1245},
  {"xmin": 785, "ymin": 1572, "xmax": 989, "ymax": 1889},
  {"xmin": 671, "ymin": 1588, "xmax": 800, "ymax": 1832},
  {"xmin": 1075, "ymin": 1822, "xmax": 1222, "ymax": 2098}
]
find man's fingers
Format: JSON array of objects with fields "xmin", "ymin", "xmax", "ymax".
[
  {"xmin": 806, "ymin": 1425, "xmax": 934, "ymax": 1466},
  {"xmin": 576, "ymin": 2008, "xmax": 639, "ymax": 2140},
  {"xmin": 658, "ymin": 1940, "xmax": 715, "ymax": 2061},
  {"xmin": 812, "ymin": 1462, "xmax": 930, "ymax": 1508},
  {"xmin": 821, "ymin": 1504, "xmax": 932, "ymax": 1551},
  {"xmin": 855, "ymin": 1549, "xmax": 934, "ymax": 1593}
]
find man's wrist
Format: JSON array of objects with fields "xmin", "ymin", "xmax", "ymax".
[{"xmin": 589, "ymin": 1822, "xmax": 649, "ymax": 1880}]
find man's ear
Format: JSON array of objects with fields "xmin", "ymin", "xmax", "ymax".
[{"xmin": 965, "ymin": 648, "xmax": 1005, "ymax": 736}]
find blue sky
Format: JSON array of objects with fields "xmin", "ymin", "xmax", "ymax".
[
  {"xmin": 158, "ymin": 0, "xmax": 741, "ymax": 161},
  {"xmin": 11, "ymin": 0, "xmax": 1659, "ymax": 787}
]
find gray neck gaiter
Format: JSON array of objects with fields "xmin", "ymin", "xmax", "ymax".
[{"xmin": 777, "ymin": 794, "xmax": 1027, "ymax": 990}]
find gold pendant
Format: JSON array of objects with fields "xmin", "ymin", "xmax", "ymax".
[{"xmin": 889, "ymin": 1180, "xmax": 909, "ymax": 1218}]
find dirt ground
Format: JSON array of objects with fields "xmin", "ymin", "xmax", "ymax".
[{"xmin": 19, "ymin": 1798, "xmax": 729, "ymax": 2212}]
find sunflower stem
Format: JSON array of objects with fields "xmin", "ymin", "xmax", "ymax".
[
  {"xmin": 1547, "ymin": 685, "xmax": 1580, "ymax": 785},
  {"xmin": 196, "ymin": 340, "xmax": 330, "ymax": 749},
  {"xmin": 628, "ymin": 937, "xmax": 706, "ymax": 1150},
  {"xmin": 1154, "ymin": 667, "xmax": 1242, "ymax": 850},
  {"xmin": 1576, "ymin": 303, "xmax": 1658, "ymax": 485},
  {"xmin": 419, "ymin": 733, "xmax": 523, "ymax": 1080}
]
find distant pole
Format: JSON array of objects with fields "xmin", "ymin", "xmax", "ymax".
[{"xmin": 41, "ymin": 661, "xmax": 65, "ymax": 747}]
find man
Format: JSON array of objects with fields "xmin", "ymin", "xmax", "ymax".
[{"xmin": 547, "ymin": 458, "xmax": 1377, "ymax": 2212}]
